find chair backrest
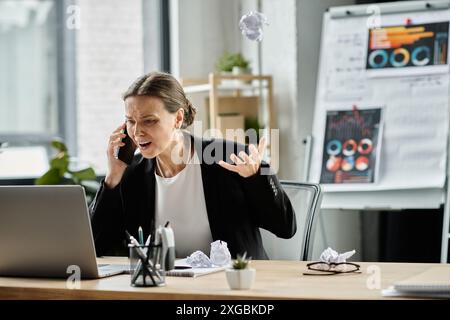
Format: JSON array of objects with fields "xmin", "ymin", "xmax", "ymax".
[{"xmin": 260, "ymin": 181, "xmax": 323, "ymax": 261}]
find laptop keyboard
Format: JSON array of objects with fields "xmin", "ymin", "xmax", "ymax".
[
  {"xmin": 98, "ymin": 264, "xmax": 130, "ymax": 275},
  {"xmin": 99, "ymin": 264, "xmax": 129, "ymax": 270}
]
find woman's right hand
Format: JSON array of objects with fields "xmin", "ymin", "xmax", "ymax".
[{"xmin": 105, "ymin": 123, "xmax": 129, "ymax": 189}]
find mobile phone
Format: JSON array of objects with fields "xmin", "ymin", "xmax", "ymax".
[{"xmin": 117, "ymin": 128, "xmax": 136, "ymax": 165}]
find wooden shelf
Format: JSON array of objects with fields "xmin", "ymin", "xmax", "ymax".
[
  {"xmin": 183, "ymin": 82, "xmax": 268, "ymax": 94},
  {"xmin": 183, "ymin": 73, "xmax": 273, "ymax": 131},
  {"xmin": 183, "ymin": 73, "xmax": 276, "ymax": 169}
]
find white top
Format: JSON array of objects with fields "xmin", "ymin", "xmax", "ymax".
[{"xmin": 154, "ymin": 149, "xmax": 212, "ymax": 258}]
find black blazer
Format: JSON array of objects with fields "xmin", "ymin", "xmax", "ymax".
[{"xmin": 89, "ymin": 135, "xmax": 296, "ymax": 259}]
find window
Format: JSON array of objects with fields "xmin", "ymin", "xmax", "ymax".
[
  {"xmin": 0, "ymin": 0, "xmax": 59, "ymax": 142},
  {"xmin": 0, "ymin": 0, "xmax": 167, "ymax": 178},
  {"xmin": 0, "ymin": 0, "xmax": 77, "ymax": 180},
  {"xmin": 143, "ymin": 0, "xmax": 170, "ymax": 73}
]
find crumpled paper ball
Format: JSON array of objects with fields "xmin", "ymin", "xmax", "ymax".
[
  {"xmin": 239, "ymin": 11, "xmax": 268, "ymax": 42},
  {"xmin": 320, "ymin": 247, "xmax": 356, "ymax": 264},
  {"xmin": 186, "ymin": 250, "xmax": 213, "ymax": 268},
  {"xmin": 209, "ymin": 240, "xmax": 231, "ymax": 266}
]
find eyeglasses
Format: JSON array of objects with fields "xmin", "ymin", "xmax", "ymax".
[{"xmin": 303, "ymin": 262, "xmax": 361, "ymax": 276}]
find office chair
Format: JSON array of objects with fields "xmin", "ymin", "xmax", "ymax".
[{"xmin": 260, "ymin": 181, "xmax": 323, "ymax": 261}]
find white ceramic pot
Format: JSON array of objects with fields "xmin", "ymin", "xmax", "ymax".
[
  {"xmin": 231, "ymin": 66, "xmax": 252, "ymax": 85},
  {"xmin": 231, "ymin": 66, "xmax": 251, "ymax": 76},
  {"xmin": 225, "ymin": 268, "xmax": 256, "ymax": 290}
]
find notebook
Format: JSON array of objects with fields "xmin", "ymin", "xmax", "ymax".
[
  {"xmin": 393, "ymin": 266, "xmax": 450, "ymax": 293},
  {"xmin": 165, "ymin": 259, "xmax": 228, "ymax": 278},
  {"xmin": 382, "ymin": 266, "xmax": 450, "ymax": 298},
  {"xmin": 382, "ymin": 286, "xmax": 450, "ymax": 299}
]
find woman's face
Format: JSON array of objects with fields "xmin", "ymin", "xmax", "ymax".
[{"xmin": 124, "ymin": 95, "xmax": 182, "ymax": 159}]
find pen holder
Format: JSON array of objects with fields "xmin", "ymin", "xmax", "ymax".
[{"xmin": 129, "ymin": 244, "xmax": 165, "ymax": 287}]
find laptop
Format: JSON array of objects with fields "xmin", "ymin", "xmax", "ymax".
[{"xmin": 0, "ymin": 185, "xmax": 128, "ymax": 279}]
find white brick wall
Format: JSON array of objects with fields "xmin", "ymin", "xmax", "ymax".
[{"xmin": 76, "ymin": 0, "xmax": 144, "ymax": 174}]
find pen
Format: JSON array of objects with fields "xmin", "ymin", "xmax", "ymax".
[
  {"xmin": 125, "ymin": 231, "xmax": 147, "ymax": 259},
  {"xmin": 145, "ymin": 234, "xmax": 152, "ymax": 246},
  {"xmin": 138, "ymin": 226, "xmax": 144, "ymax": 245},
  {"xmin": 175, "ymin": 266, "xmax": 192, "ymax": 270},
  {"xmin": 143, "ymin": 234, "xmax": 152, "ymax": 256},
  {"xmin": 125, "ymin": 230, "xmax": 132, "ymax": 240},
  {"xmin": 127, "ymin": 232, "xmax": 158, "ymax": 285},
  {"xmin": 165, "ymin": 221, "xmax": 170, "ymax": 228}
]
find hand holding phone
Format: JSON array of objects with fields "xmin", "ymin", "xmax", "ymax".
[
  {"xmin": 115, "ymin": 127, "xmax": 136, "ymax": 165},
  {"xmin": 105, "ymin": 124, "xmax": 135, "ymax": 189}
]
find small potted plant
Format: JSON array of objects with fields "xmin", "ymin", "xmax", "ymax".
[
  {"xmin": 216, "ymin": 52, "xmax": 252, "ymax": 86},
  {"xmin": 35, "ymin": 139, "xmax": 100, "ymax": 205},
  {"xmin": 225, "ymin": 252, "xmax": 256, "ymax": 290},
  {"xmin": 216, "ymin": 52, "xmax": 251, "ymax": 76}
]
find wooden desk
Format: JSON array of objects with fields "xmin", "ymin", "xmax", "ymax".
[{"xmin": 0, "ymin": 258, "xmax": 447, "ymax": 299}]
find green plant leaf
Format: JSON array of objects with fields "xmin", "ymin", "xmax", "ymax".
[
  {"xmin": 50, "ymin": 153, "xmax": 69, "ymax": 174},
  {"xmin": 216, "ymin": 52, "xmax": 250, "ymax": 72},
  {"xmin": 35, "ymin": 139, "xmax": 100, "ymax": 206},
  {"xmin": 51, "ymin": 139, "xmax": 68, "ymax": 152},
  {"xmin": 70, "ymin": 167, "xmax": 96, "ymax": 181},
  {"xmin": 35, "ymin": 168, "xmax": 62, "ymax": 185},
  {"xmin": 232, "ymin": 252, "xmax": 251, "ymax": 269}
]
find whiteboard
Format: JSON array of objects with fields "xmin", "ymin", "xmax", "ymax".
[{"xmin": 310, "ymin": 0, "xmax": 450, "ymax": 209}]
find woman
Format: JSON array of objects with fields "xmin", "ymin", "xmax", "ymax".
[{"xmin": 89, "ymin": 72, "xmax": 296, "ymax": 259}]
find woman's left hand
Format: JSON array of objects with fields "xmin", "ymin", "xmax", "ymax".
[{"xmin": 219, "ymin": 137, "xmax": 266, "ymax": 178}]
